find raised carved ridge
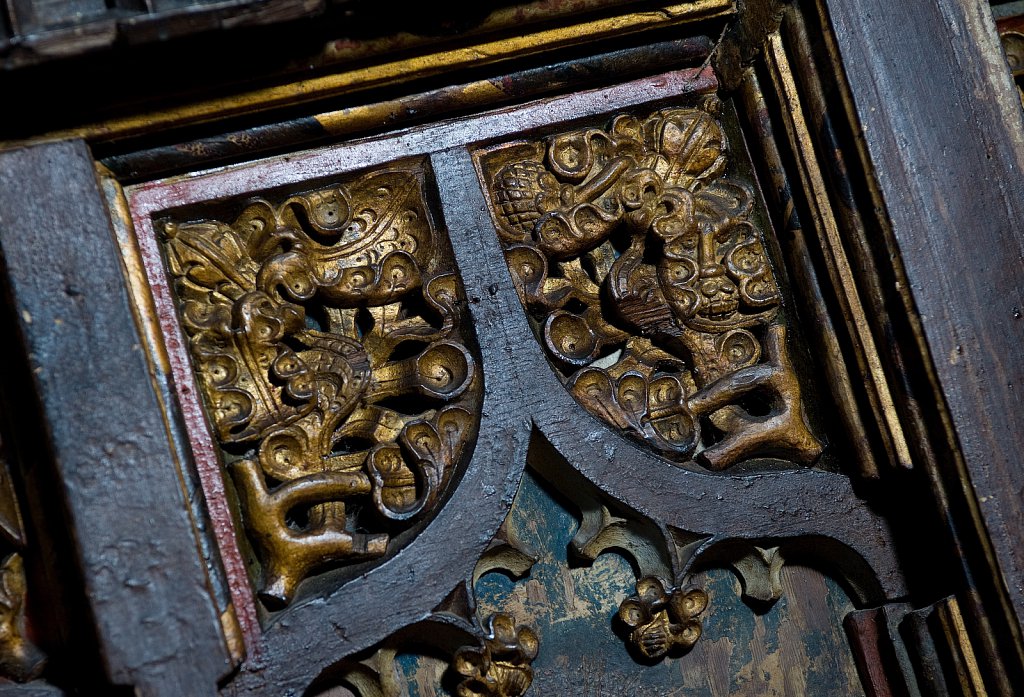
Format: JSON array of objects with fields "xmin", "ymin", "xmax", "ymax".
[
  {"xmin": 162, "ymin": 163, "xmax": 482, "ymax": 607},
  {"xmin": 479, "ymin": 100, "xmax": 821, "ymax": 470}
]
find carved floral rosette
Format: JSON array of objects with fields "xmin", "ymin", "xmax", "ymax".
[
  {"xmin": 479, "ymin": 100, "xmax": 822, "ymax": 471},
  {"xmin": 163, "ymin": 162, "xmax": 482, "ymax": 607}
]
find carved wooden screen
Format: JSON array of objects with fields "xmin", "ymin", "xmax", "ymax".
[{"xmin": 0, "ymin": 1, "xmax": 1022, "ymax": 696}]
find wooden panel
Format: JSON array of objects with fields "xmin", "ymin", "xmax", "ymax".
[
  {"xmin": 0, "ymin": 140, "xmax": 229, "ymax": 697},
  {"xmin": 825, "ymin": 0, "xmax": 1024, "ymax": 639}
]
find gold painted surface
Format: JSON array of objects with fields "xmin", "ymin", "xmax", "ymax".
[
  {"xmin": 942, "ymin": 597, "xmax": 989, "ymax": 697},
  {"xmin": 0, "ymin": 554, "xmax": 45, "ymax": 682},
  {"xmin": 815, "ymin": 0, "xmax": 1024, "ymax": 675},
  {"xmin": 162, "ymin": 161, "xmax": 482, "ymax": 607},
  {"xmin": 313, "ymin": 80, "xmax": 507, "ymax": 137},
  {"xmin": 18, "ymin": 1, "xmax": 732, "ymax": 145},
  {"xmin": 320, "ymin": 0, "xmax": 719, "ymax": 66},
  {"xmin": 100, "ymin": 167, "xmax": 174, "ymax": 377},
  {"xmin": 100, "ymin": 167, "xmax": 258, "ymax": 655},
  {"xmin": 477, "ymin": 100, "xmax": 821, "ymax": 470},
  {"xmin": 0, "ymin": 438, "xmax": 43, "ymax": 683}
]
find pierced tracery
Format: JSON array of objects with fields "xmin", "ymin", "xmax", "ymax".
[
  {"xmin": 163, "ymin": 162, "xmax": 482, "ymax": 606},
  {"xmin": 479, "ymin": 99, "xmax": 821, "ymax": 470}
]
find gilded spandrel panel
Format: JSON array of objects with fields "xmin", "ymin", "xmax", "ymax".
[
  {"xmin": 476, "ymin": 98, "xmax": 823, "ymax": 472},
  {"xmin": 160, "ymin": 159, "xmax": 483, "ymax": 609}
]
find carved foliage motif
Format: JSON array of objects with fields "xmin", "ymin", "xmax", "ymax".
[
  {"xmin": 164, "ymin": 164, "xmax": 481, "ymax": 606},
  {"xmin": 618, "ymin": 576, "xmax": 708, "ymax": 661},
  {"xmin": 453, "ymin": 613, "xmax": 539, "ymax": 697},
  {"xmin": 481, "ymin": 100, "xmax": 821, "ymax": 470}
]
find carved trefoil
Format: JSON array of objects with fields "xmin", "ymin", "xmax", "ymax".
[
  {"xmin": 162, "ymin": 161, "xmax": 482, "ymax": 607},
  {"xmin": 477, "ymin": 100, "xmax": 822, "ymax": 470}
]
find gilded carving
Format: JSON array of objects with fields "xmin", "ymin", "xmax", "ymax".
[
  {"xmin": 0, "ymin": 437, "xmax": 44, "ymax": 683},
  {"xmin": 163, "ymin": 164, "xmax": 481, "ymax": 606},
  {"xmin": 452, "ymin": 613, "xmax": 539, "ymax": 697},
  {"xmin": 480, "ymin": 100, "xmax": 821, "ymax": 469},
  {"xmin": 617, "ymin": 576, "xmax": 707, "ymax": 660},
  {"xmin": 0, "ymin": 554, "xmax": 45, "ymax": 682}
]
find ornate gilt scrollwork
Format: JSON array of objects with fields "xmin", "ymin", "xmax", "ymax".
[
  {"xmin": 480, "ymin": 100, "xmax": 821, "ymax": 470},
  {"xmin": 163, "ymin": 163, "xmax": 482, "ymax": 606}
]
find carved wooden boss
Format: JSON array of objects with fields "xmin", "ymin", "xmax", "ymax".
[{"xmin": 0, "ymin": 0, "xmax": 1021, "ymax": 695}]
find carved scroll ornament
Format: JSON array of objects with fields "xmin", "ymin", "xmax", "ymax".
[
  {"xmin": 482, "ymin": 100, "xmax": 822, "ymax": 470},
  {"xmin": 164, "ymin": 164, "xmax": 481, "ymax": 607}
]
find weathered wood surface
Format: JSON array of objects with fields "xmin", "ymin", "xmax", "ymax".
[
  {"xmin": 0, "ymin": 0, "xmax": 323, "ymax": 69},
  {"xmin": 341, "ymin": 468, "xmax": 869, "ymax": 697},
  {"xmin": 101, "ymin": 37, "xmax": 712, "ymax": 182},
  {"xmin": 0, "ymin": 140, "xmax": 229, "ymax": 697},
  {"xmin": 0, "ymin": 684, "xmax": 66, "ymax": 697},
  {"xmin": 825, "ymin": 0, "xmax": 1024, "ymax": 649}
]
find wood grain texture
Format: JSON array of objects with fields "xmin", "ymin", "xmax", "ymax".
[
  {"xmin": 473, "ymin": 469, "xmax": 866, "ymax": 697},
  {"xmin": 1, "ymin": 0, "xmax": 323, "ymax": 69},
  {"xmin": 0, "ymin": 141, "xmax": 228, "ymax": 697},
  {"xmin": 101, "ymin": 37, "xmax": 712, "ymax": 183},
  {"xmin": 824, "ymin": 0, "xmax": 1024, "ymax": 636},
  {"xmin": 0, "ymin": 684, "xmax": 66, "ymax": 697},
  {"xmin": 845, "ymin": 608, "xmax": 908, "ymax": 697}
]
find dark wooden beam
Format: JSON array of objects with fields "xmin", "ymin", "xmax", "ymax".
[
  {"xmin": 823, "ymin": 0, "xmax": 1024, "ymax": 648},
  {"xmin": 0, "ymin": 140, "xmax": 229, "ymax": 697}
]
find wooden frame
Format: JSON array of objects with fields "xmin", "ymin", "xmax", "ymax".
[{"xmin": 0, "ymin": 1, "xmax": 1021, "ymax": 694}]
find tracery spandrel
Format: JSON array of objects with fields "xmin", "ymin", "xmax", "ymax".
[
  {"xmin": 478, "ymin": 98, "xmax": 821, "ymax": 471},
  {"xmin": 162, "ymin": 161, "xmax": 482, "ymax": 608}
]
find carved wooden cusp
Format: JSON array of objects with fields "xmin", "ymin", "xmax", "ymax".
[
  {"xmin": 479, "ymin": 100, "xmax": 821, "ymax": 470},
  {"xmin": 163, "ymin": 163, "xmax": 482, "ymax": 607}
]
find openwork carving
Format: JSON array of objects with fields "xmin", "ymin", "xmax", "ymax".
[
  {"xmin": 617, "ymin": 576, "xmax": 708, "ymax": 660},
  {"xmin": 452, "ymin": 613, "xmax": 539, "ymax": 697},
  {"xmin": 480, "ymin": 100, "xmax": 821, "ymax": 469},
  {"xmin": 163, "ymin": 163, "xmax": 482, "ymax": 606}
]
